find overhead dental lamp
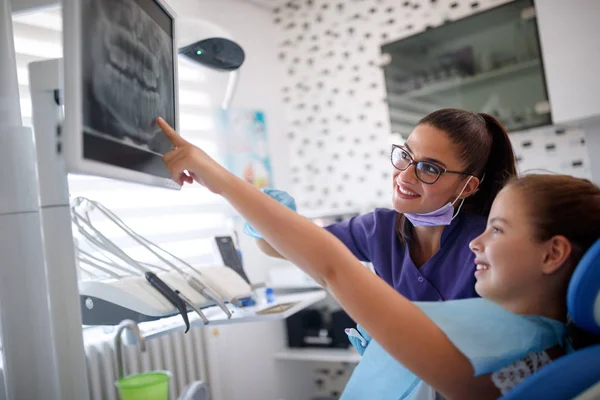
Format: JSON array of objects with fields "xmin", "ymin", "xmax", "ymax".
[{"xmin": 178, "ymin": 37, "xmax": 245, "ymax": 109}]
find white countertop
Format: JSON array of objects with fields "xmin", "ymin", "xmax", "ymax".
[
  {"xmin": 136, "ymin": 289, "xmax": 328, "ymax": 340},
  {"xmin": 274, "ymin": 347, "xmax": 362, "ymax": 363}
]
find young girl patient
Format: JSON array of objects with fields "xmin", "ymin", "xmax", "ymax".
[{"xmin": 157, "ymin": 117, "xmax": 600, "ymax": 399}]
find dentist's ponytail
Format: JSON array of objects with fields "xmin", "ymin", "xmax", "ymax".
[
  {"xmin": 418, "ymin": 109, "xmax": 517, "ymax": 216},
  {"xmin": 468, "ymin": 113, "xmax": 518, "ymax": 216}
]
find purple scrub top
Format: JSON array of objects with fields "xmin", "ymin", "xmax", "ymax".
[{"xmin": 325, "ymin": 208, "xmax": 485, "ymax": 301}]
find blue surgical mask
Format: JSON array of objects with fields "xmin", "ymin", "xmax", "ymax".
[{"xmin": 404, "ymin": 176, "xmax": 473, "ymax": 227}]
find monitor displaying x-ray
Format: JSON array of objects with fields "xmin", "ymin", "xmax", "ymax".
[{"xmin": 63, "ymin": 0, "xmax": 179, "ymax": 188}]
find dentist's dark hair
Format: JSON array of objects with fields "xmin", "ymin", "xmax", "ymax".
[
  {"xmin": 419, "ymin": 109, "xmax": 517, "ymax": 216},
  {"xmin": 397, "ymin": 108, "xmax": 518, "ymax": 243}
]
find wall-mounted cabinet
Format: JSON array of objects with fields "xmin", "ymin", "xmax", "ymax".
[
  {"xmin": 381, "ymin": 0, "xmax": 551, "ymax": 137},
  {"xmin": 535, "ymin": 0, "xmax": 600, "ymax": 126}
]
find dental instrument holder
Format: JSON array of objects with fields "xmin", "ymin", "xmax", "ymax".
[
  {"xmin": 178, "ymin": 37, "xmax": 245, "ymax": 109},
  {"xmin": 71, "ymin": 195, "xmax": 239, "ymax": 324},
  {"xmin": 27, "ymin": 58, "xmax": 207, "ymax": 339},
  {"xmin": 0, "ymin": 3, "xmax": 88, "ymax": 397}
]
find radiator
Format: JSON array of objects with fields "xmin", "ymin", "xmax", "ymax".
[{"xmin": 85, "ymin": 326, "xmax": 208, "ymax": 400}]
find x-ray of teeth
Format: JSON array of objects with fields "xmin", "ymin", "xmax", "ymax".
[{"xmin": 82, "ymin": 0, "xmax": 175, "ymax": 155}]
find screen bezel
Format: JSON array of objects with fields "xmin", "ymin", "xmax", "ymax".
[{"xmin": 63, "ymin": 0, "xmax": 181, "ymax": 189}]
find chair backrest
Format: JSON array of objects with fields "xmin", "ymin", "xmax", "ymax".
[
  {"xmin": 567, "ymin": 237, "xmax": 600, "ymax": 334},
  {"xmin": 501, "ymin": 237, "xmax": 600, "ymax": 399}
]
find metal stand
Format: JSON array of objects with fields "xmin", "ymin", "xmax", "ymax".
[
  {"xmin": 222, "ymin": 70, "xmax": 240, "ymax": 109},
  {"xmin": 0, "ymin": 0, "xmax": 89, "ymax": 397},
  {"xmin": 0, "ymin": 125, "xmax": 63, "ymax": 400},
  {"xmin": 30, "ymin": 59, "xmax": 90, "ymax": 400}
]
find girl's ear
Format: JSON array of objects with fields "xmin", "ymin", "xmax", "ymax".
[{"xmin": 541, "ymin": 235, "xmax": 572, "ymax": 274}]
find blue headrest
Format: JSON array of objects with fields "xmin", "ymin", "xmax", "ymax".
[{"xmin": 567, "ymin": 237, "xmax": 600, "ymax": 334}]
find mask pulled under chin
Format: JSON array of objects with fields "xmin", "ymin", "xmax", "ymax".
[{"xmin": 404, "ymin": 175, "xmax": 473, "ymax": 227}]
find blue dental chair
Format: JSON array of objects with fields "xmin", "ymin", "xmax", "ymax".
[{"xmin": 500, "ymin": 238, "xmax": 600, "ymax": 399}]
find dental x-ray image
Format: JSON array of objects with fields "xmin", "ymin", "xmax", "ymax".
[{"xmin": 81, "ymin": 0, "xmax": 175, "ymax": 157}]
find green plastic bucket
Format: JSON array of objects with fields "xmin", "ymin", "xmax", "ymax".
[{"xmin": 115, "ymin": 371, "xmax": 171, "ymax": 400}]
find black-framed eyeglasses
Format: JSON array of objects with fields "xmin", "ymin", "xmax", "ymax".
[{"xmin": 390, "ymin": 145, "xmax": 472, "ymax": 184}]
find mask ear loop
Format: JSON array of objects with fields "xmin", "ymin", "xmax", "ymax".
[
  {"xmin": 451, "ymin": 175, "xmax": 474, "ymax": 221},
  {"xmin": 451, "ymin": 198, "xmax": 467, "ymax": 221},
  {"xmin": 469, "ymin": 173, "xmax": 486, "ymax": 196}
]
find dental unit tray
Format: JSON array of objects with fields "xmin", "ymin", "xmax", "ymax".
[
  {"xmin": 79, "ymin": 266, "xmax": 251, "ymax": 325},
  {"xmin": 71, "ymin": 197, "xmax": 253, "ymax": 326}
]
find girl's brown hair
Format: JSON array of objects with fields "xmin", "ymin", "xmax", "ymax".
[{"xmin": 506, "ymin": 174, "xmax": 600, "ymax": 261}]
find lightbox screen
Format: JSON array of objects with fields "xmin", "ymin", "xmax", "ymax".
[{"xmin": 81, "ymin": 0, "xmax": 176, "ymax": 177}]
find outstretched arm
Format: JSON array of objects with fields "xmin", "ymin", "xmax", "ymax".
[
  {"xmin": 256, "ymin": 238, "xmax": 285, "ymax": 259},
  {"xmin": 158, "ymin": 118, "xmax": 478, "ymax": 399}
]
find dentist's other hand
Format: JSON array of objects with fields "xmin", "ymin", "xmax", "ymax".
[
  {"xmin": 244, "ymin": 189, "xmax": 297, "ymax": 239},
  {"xmin": 346, "ymin": 324, "xmax": 371, "ymax": 356}
]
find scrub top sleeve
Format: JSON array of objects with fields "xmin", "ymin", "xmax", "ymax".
[{"xmin": 324, "ymin": 212, "xmax": 377, "ymax": 262}]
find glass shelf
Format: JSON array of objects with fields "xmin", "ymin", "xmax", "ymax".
[
  {"xmin": 393, "ymin": 58, "xmax": 541, "ymax": 101},
  {"xmin": 382, "ymin": 0, "xmax": 551, "ymax": 137}
]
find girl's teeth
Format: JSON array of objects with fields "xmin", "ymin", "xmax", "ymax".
[{"xmin": 476, "ymin": 264, "xmax": 490, "ymax": 270}]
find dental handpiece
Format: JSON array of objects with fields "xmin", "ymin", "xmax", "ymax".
[
  {"xmin": 145, "ymin": 271, "xmax": 190, "ymax": 333},
  {"xmin": 185, "ymin": 274, "xmax": 232, "ymax": 319},
  {"xmin": 175, "ymin": 289, "xmax": 210, "ymax": 325}
]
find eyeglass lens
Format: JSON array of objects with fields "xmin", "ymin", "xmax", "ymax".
[{"xmin": 391, "ymin": 147, "xmax": 442, "ymax": 184}]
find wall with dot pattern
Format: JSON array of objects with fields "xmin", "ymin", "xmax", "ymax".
[{"xmin": 271, "ymin": 0, "xmax": 591, "ymax": 219}]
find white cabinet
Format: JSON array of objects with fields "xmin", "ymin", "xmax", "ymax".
[{"xmin": 535, "ymin": 0, "xmax": 600, "ymax": 125}]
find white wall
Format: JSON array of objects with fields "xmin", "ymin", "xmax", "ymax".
[{"xmin": 271, "ymin": 0, "xmax": 593, "ymax": 215}]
